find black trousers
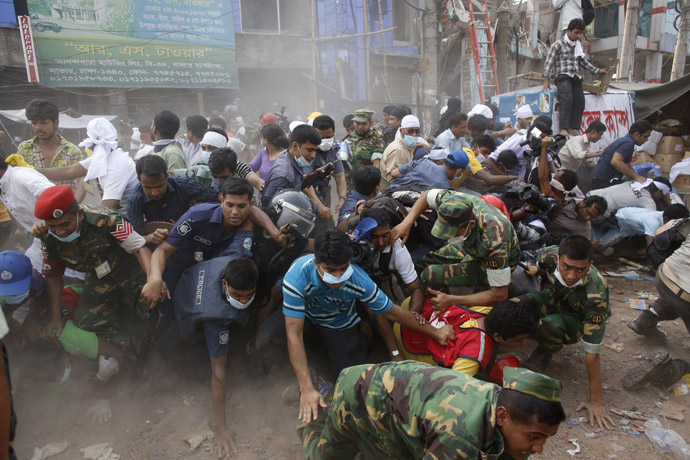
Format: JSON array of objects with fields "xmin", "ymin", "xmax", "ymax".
[{"xmin": 556, "ymin": 75, "xmax": 585, "ymax": 131}]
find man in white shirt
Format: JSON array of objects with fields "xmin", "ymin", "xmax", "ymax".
[
  {"xmin": 180, "ymin": 115, "xmax": 208, "ymax": 166},
  {"xmin": 433, "ymin": 112, "xmax": 470, "ymax": 152},
  {"xmin": 589, "ymin": 176, "xmax": 671, "ymax": 218},
  {"xmin": 553, "ymin": 0, "xmax": 583, "ymax": 31},
  {"xmin": 36, "ymin": 118, "xmax": 139, "ymax": 216},
  {"xmin": 558, "ymin": 121, "xmax": 606, "ymax": 171}
]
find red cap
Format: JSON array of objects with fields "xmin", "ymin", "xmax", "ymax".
[
  {"xmin": 260, "ymin": 112, "xmax": 278, "ymax": 126},
  {"xmin": 480, "ymin": 194, "xmax": 510, "ymax": 219},
  {"xmin": 34, "ymin": 185, "xmax": 77, "ymax": 220}
]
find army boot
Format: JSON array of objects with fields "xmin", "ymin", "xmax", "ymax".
[
  {"xmin": 622, "ymin": 349, "xmax": 671, "ymax": 390},
  {"xmin": 522, "ymin": 345, "xmax": 553, "ymax": 373},
  {"xmin": 628, "ymin": 310, "xmax": 667, "ymax": 340}
]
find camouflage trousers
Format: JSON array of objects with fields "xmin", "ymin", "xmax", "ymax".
[
  {"xmin": 536, "ymin": 313, "xmax": 582, "ymax": 351},
  {"xmin": 416, "ymin": 244, "xmax": 488, "ymax": 290},
  {"xmin": 299, "ymin": 365, "xmax": 404, "ymax": 460},
  {"xmin": 74, "ymin": 271, "xmax": 149, "ymax": 352}
]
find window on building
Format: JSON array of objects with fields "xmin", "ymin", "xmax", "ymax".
[
  {"xmin": 393, "ymin": 0, "xmax": 415, "ymax": 43},
  {"xmin": 240, "ymin": 0, "xmax": 310, "ymax": 34},
  {"xmin": 593, "ymin": 0, "xmax": 618, "ymax": 39}
]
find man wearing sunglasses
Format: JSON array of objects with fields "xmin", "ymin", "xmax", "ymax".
[{"xmin": 378, "ymin": 115, "xmax": 430, "ymax": 192}]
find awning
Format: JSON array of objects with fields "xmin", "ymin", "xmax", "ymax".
[
  {"xmin": 0, "ymin": 109, "xmax": 117, "ymax": 129},
  {"xmin": 609, "ymin": 73, "xmax": 690, "ymax": 120}
]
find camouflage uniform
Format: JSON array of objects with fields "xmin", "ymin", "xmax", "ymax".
[
  {"xmin": 345, "ymin": 109, "xmax": 385, "ymax": 171},
  {"xmin": 511, "ymin": 246, "xmax": 610, "ymax": 353},
  {"xmin": 41, "ymin": 205, "xmax": 149, "ymax": 351},
  {"xmin": 299, "ymin": 362, "xmax": 562, "ymax": 460},
  {"xmin": 419, "ymin": 190, "xmax": 520, "ymax": 290}
]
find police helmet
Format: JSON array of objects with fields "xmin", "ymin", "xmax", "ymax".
[{"xmin": 267, "ymin": 190, "xmax": 316, "ymax": 238}]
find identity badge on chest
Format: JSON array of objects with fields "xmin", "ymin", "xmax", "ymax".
[{"xmin": 95, "ymin": 260, "xmax": 111, "ymax": 279}]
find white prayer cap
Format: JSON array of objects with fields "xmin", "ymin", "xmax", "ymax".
[
  {"xmin": 426, "ymin": 148, "xmax": 449, "ymax": 160},
  {"xmin": 515, "ymin": 104, "xmax": 534, "ymax": 119},
  {"xmin": 467, "ymin": 104, "xmax": 493, "ymax": 119},
  {"xmin": 201, "ymin": 131, "xmax": 227, "ymax": 149},
  {"xmin": 400, "ymin": 115, "xmax": 420, "ymax": 129},
  {"xmin": 289, "ymin": 120, "xmax": 305, "ymax": 132}
]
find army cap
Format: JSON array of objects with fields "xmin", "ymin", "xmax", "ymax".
[
  {"xmin": 34, "ymin": 185, "xmax": 77, "ymax": 220},
  {"xmin": 503, "ymin": 367, "xmax": 562, "ymax": 403},
  {"xmin": 352, "ymin": 109, "xmax": 374, "ymax": 123},
  {"xmin": 430, "ymin": 191, "xmax": 475, "ymax": 240}
]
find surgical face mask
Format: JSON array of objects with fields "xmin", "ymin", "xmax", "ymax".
[
  {"xmin": 403, "ymin": 135, "xmax": 418, "ymax": 147},
  {"xmin": 49, "ymin": 228, "xmax": 81, "ymax": 243},
  {"xmin": 319, "ymin": 264, "xmax": 354, "ymax": 285},
  {"xmin": 553, "ymin": 268, "xmax": 584, "ymax": 288},
  {"xmin": 212, "ymin": 178, "xmax": 226, "ymax": 190},
  {"xmin": 448, "ymin": 224, "xmax": 471, "ymax": 245},
  {"xmin": 225, "ymin": 288, "xmax": 255, "ymax": 310},
  {"xmin": 201, "ymin": 151, "xmax": 211, "ymax": 165},
  {"xmin": 319, "ymin": 137, "xmax": 334, "ymax": 152},
  {"xmin": 3, "ymin": 290, "xmax": 29, "ymax": 306},
  {"xmin": 295, "ymin": 146, "xmax": 313, "ymax": 168}
]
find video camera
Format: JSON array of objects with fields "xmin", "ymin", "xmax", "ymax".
[
  {"xmin": 350, "ymin": 217, "xmax": 379, "ymax": 267},
  {"xmin": 519, "ymin": 184, "xmax": 558, "ymax": 217},
  {"xmin": 520, "ymin": 126, "xmax": 566, "ymax": 168}
]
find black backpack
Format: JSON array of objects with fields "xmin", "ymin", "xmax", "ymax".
[{"xmin": 582, "ymin": 0, "xmax": 595, "ymax": 26}]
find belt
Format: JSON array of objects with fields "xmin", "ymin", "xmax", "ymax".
[{"xmin": 659, "ymin": 265, "xmax": 690, "ymax": 302}]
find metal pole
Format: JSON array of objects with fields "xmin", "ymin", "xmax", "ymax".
[
  {"xmin": 671, "ymin": 0, "xmax": 690, "ymax": 81},
  {"xmin": 617, "ymin": 0, "xmax": 640, "ymax": 81},
  {"xmin": 311, "ymin": 0, "xmax": 318, "ymax": 109}
]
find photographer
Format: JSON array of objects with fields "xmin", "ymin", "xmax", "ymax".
[{"xmin": 354, "ymin": 208, "xmax": 424, "ymax": 313}]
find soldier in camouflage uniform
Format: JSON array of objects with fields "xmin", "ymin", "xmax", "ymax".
[
  {"xmin": 34, "ymin": 185, "xmax": 151, "ymax": 375},
  {"xmin": 514, "ymin": 235, "xmax": 615, "ymax": 429},
  {"xmin": 344, "ymin": 109, "xmax": 384, "ymax": 171},
  {"xmin": 299, "ymin": 362, "xmax": 565, "ymax": 460},
  {"xmin": 391, "ymin": 189, "xmax": 519, "ymax": 308}
]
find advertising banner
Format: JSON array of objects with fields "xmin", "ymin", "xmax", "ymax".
[
  {"xmin": 18, "ymin": 15, "xmax": 40, "ymax": 82},
  {"xmin": 26, "ymin": 0, "xmax": 238, "ymax": 88}
]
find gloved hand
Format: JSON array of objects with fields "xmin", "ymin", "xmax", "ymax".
[
  {"xmin": 86, "ymin": 399, "xmax": 112, "ymax": 424},
  {"xmin": 4, "ymin": 154, "xmax": 34, "ymax": 168}
]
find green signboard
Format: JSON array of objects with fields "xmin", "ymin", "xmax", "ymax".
[{"xmin": 27, "ymin": 0, "xmax": 238, "ymax": 88}]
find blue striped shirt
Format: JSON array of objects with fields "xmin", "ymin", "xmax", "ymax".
[{"xmin": 282, "ymin": 255, "xmax": 393, "ymax": 329}]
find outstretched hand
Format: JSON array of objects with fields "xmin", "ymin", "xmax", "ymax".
[
  {"xmin": 576, "ymin": 401, "xmax": 615, "ymax": 430},
  {"xmin": 212, "ymin": 425, "xmax": 238, "ymax": 459}
]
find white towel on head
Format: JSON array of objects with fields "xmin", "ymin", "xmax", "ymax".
[{"xmin": 79, "ymin": 118, "xmax": 119, "ymax": 182}]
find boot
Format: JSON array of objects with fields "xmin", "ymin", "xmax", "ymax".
[
  {"xmin": 522, "ymin": 345, "xmax": 553, "ymax": 373},
  {"xmin": 652, "ymin": 359, "xmax": 690, "ymax": 389},
  {"xmin": 628, "ymin": 310, "xmax": 667, "ymax": 340},
  {"xmin": 622, "ymin": 349, "xmax": 671, "ymax": 390}
]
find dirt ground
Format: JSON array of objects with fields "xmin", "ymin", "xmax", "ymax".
[{"xmin": 8, "ymin": 273, "xmax": 690, "ymax": 460}]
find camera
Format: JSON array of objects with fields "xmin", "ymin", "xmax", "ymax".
[
  {"xmin": 350, "ymin": 217, "xmax": 379, "ymax": 267},
  {"xmin": 519, "ymin": 184, "xmax": 558, "ymax": 216},
  {"xmin": 318, "ymin": 162, "xmax": 335, "ymax": 180},
  {"xmin": 520, "ymin": 127, "xmax": 566, "ymax": 167}
]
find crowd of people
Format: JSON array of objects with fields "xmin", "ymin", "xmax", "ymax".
[{"xmin": 0, "ymin": 89, "xmax": 688, "ymax": 460}]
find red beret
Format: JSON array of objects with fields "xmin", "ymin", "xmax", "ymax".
[
  {"xmin": 34, "ymin": 185, "xmax": 77, "ymax": 220},
  {"xmin": 260, "ymin": 112, "xmax": 278, "ymax": 126}
]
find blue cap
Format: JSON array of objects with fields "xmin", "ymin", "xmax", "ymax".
[
  {"xmin": 0, "ymin": 250, "xmax": 32, "ymax": 296},
  {"xmin": 447, "ymin": 149, "xmax": 473, "ymax": 171}
]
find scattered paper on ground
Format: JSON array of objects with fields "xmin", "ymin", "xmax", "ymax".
[
  {"xmin": 611, "ymin": 408, "xmax": 649, "ymax": 420},
  {"xmin": 567, "ymin": 438, "xmax": 581, "ymax": 456},
  {"xmin": 671, "ymin": 374, "xmax": 690, "ymax": 396},
  {"xmin": 183, "ymin": 421, "xmax": 214, "ymax": 452},
  {"xmin": 80, "ymin": 443, "xmax": 119, "ymax": 460},
  {"xmin": 659, "ymin": 401, "xmax": 686, "ymax": 421},
  {"xmin": 605, "ymin": 342, "xmax": 625, "ymax": 353},
  {"xmin": 30, "ymin": 442, "xmax": 69, "ymax": 460}
]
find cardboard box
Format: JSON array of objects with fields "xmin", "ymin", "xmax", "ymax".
[
  {"xmin": 657, "ymin": 136, "xmax": 685, "ymax": 156},
  {"xmin": 673, "ymin": 174, "xmax": 690, "ymax": 193},
  {"xmin": 655, "ymin": 152, "xmax": 685, "ymax": 174},
  {"xmin": 631, "ymin": 151, "xmax": 654, "ymax": 166},
  {"xmin": 684, "ymin": 151, "xmax": 690, "ymax": 160}
]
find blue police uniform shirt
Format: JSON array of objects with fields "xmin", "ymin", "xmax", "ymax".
[
  {"xmin": 165, "ymin": 203, "xmax": 253, "ymax": 266},
  {"xmin": 388, "ymin": 157, "xmax": 450, "ymax": 190},
  {"xmin": 338, "ymin": 190, "xmax": 371, "ymax": 224},
  {"xmin": 282, "ymin": 254, "xmax": 393, "ymax": 329},
  {"xmin": 262, "ymin": 150, "xmax": 303, "ymax": 206},
  {"xmin": 592, "ymin": 134, "xmax": 636, "ymax": 182},
  {"xmin": 309, "ymin": 145, "xmax": 344, "ymax": 188},
  {"xmin": 127, "ymin": 174, "xmax": 219, "ymax": 235}
]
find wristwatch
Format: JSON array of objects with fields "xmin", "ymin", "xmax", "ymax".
[{"xmin": 391, "ymin": 350, "xmax": 400, "ymax": 357}]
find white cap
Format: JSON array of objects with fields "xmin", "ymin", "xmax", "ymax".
[
  {"xmin": 426, "ymin": 148, "xmax": 449, "ymax": 160},
  {"xmin": 201, "ymin": 131, "xmax": 228, "ymax": 149},
  {"xmin": 515, "ymin": 104, "xmax": 534, "ymax": 119},
  {"xmin": 400, "ymin": 115, "xmax": 420, "ymax": 129},
  {"xmin": 289, "ymin": 120, "xmax": 305, "ymax": 132},
  {"xmin": 467, "ymin": 104, "xmax": 493, "ymax": 119}
]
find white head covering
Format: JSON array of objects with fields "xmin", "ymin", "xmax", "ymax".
[
  {"xmin": 227, "ymin": 137, "xmax": 246, "ymax": 154},
  {"xmin": 400, "ymin": 115, "xmax": 420, "ymax": 129},
  {"xmin": 79, "ymin": 118, "xmax": 119, "ymax": 182},
  {"xmin": 289, "ymin": 120, "xmax": 305, "ymax": 132},
  {"xmin": 467, "ymin": 104, "xmax": 493, "ymax": 119},
  {"xmin": 515, "ymin": 104, "xmax": 534, "ymax": 120},
  {"xmin": 426, "ymin": 148, "xmax": 449, "ymax": 160},
  {"xmin": 630, "ymin": 178, "xmax": 671, "ymax": 195},
  {"xmin": 201, "ymin": 131, "xmax": 227, "ymax": 149}
]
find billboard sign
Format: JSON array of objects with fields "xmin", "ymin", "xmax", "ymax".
[
  {"xmin": 26, "ymin": 0, "xmax": 238, "ymax": 88},
  {"xmin": 18, "ymin": 16, "xmax": 40, "ymax": 82}
]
